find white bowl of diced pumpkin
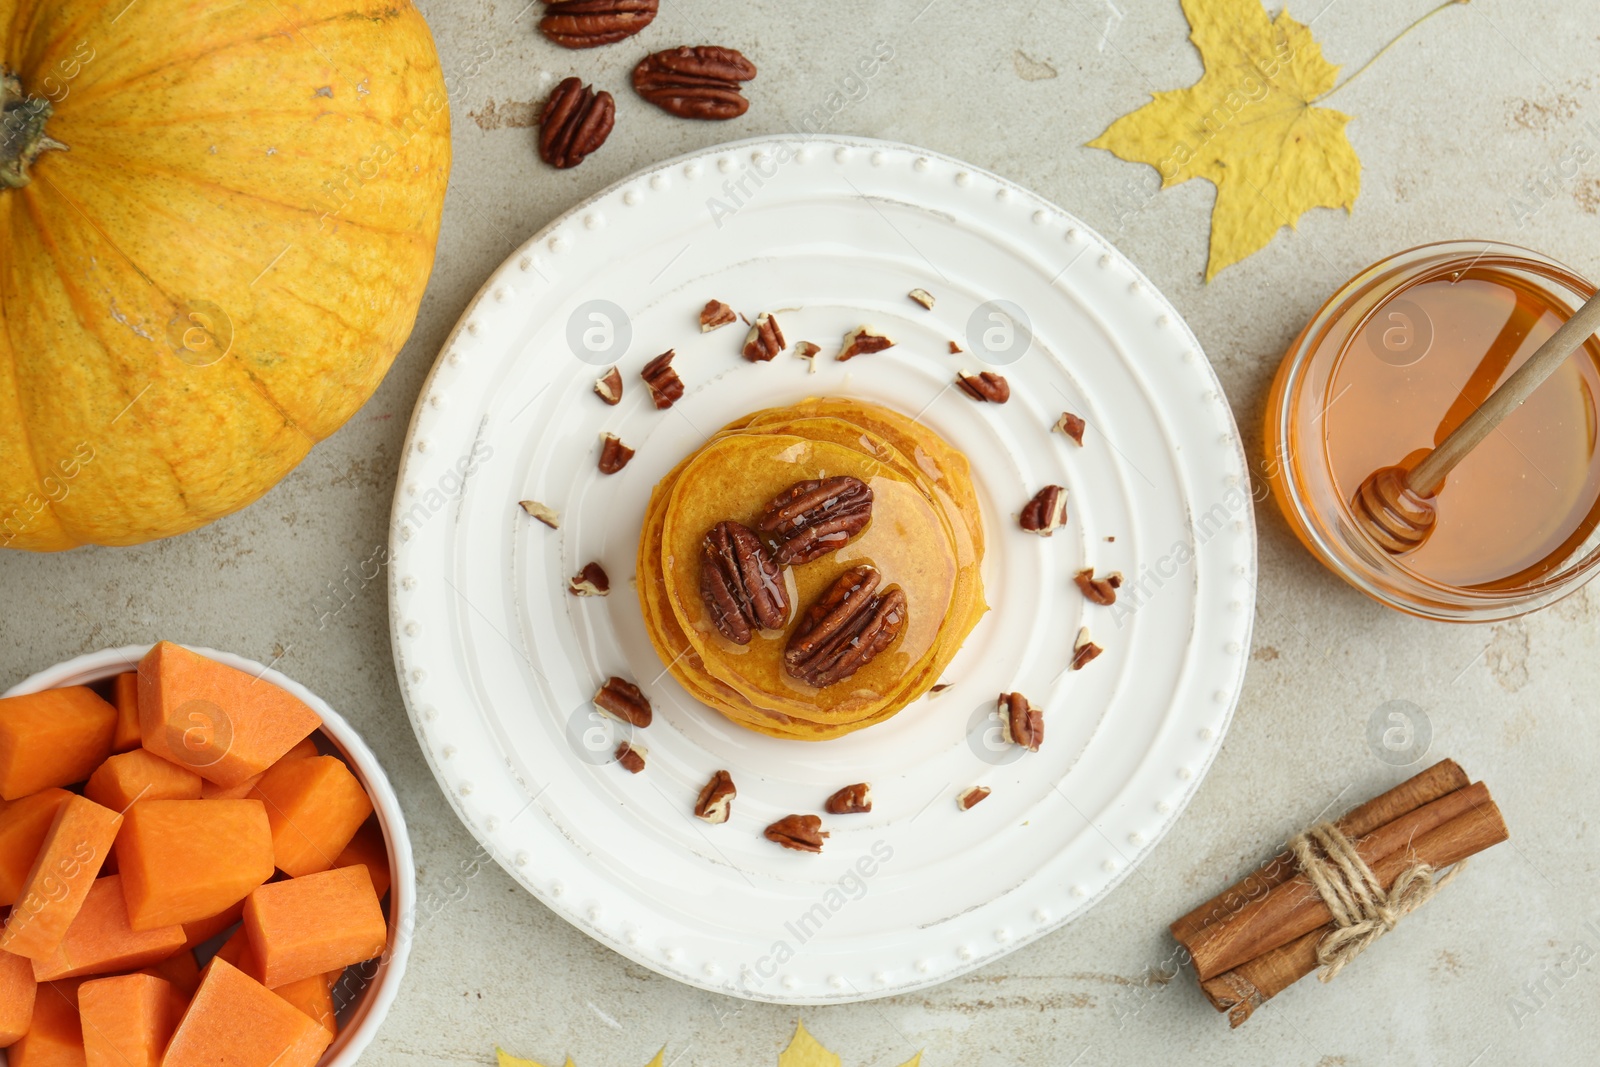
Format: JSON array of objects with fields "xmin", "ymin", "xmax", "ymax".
[{"xmin": 0, "ymin": 642, "xmax": 414, "ymax": 1067}]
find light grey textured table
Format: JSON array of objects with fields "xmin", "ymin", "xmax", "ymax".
[{"xmin": 5, "ymin": 1, "xmax": 1598, "ymax": 1064}]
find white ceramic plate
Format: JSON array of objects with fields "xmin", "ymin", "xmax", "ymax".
[
  {"xmin": 387, "ymin": 136, "xmax": 1254, "ymax": 1004},
  {"xmin": 2, "ymin": 645, "xmax": 414, "ymax": 1066}
]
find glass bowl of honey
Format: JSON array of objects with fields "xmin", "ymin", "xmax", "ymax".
[{"xmin": 1264, "ymin": 241, "xmax": 1600, "ymax": 621}]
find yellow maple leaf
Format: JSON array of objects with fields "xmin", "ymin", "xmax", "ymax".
[
  {"xmin": 495, "ymin": 1024, "xmax": 921, "ymax": 1067},
  {"xmin": 777, "ymin": 1021, "xmax": 921, "ymax": 1067},
  {"xmin": 1089, "ymin": 0, "xmax": 1359, "ymax": 280}
]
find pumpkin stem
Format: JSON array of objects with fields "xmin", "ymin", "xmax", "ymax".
[{"xmin": 2, "ymin": 67, "xmax": 69, "ymax": 190}]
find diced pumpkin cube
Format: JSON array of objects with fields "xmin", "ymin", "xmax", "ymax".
[
  {"xmin": 137, "ymin": 642, "xmax": 321, "ymax": 788},
  {"xmin": 111, "ymin": 674, "xmax": 142, "ymax": 753},
  {"xmin": 0, "ymin": 948, "xmax": 37, "ymax": 1046},
  {"xmin": 0, "ymin": 787, "xmax": 73, "ymax": 907},
  {"xmin": 201, "ymin": 738, "xmax": 319, "ymax": 801},
  {"xmin": 334, "ymin": 818, "xmax": 391, "ymax": 900},
  {"xmin": 140, "ymin": 948, "xmax": 202, "ymax": 997},
  {"xmin": 211, "ymin": 926, "xmax": 258, "ymax": 977},
  {"xmin": 84, "ymin": 750, "xmax": 202, "ymax": 812},
  {"xmin": 181, "ymin": 898, "xmax": 246, "ymax": 952},
  {"xmin": 9, "ymin": 979, "xmax": 85, "ymax": 1066},
  {"xmin": 114, "ymin": 800, "xmax": 272, "ymax": 931},
  {"xmin": 250, "ymin": 755, "xmax": 373, "ymax": 877},
  {"xmin": 162, "ymin": 958, "xmax": 331, "ymax": 1067},
  {"xmin": 273, "ymin": 971, "xmax": 337, "ymax": 1037},
  {"xmin": 0, "ymin": 796, "xmax": 123, "ymax": 960},
  {"xmin": 31, "ymin": 875, "xmax": 187, "ymax": 981},
  {"xmin": 0, "ymin": 687, "xmax": 118, "ymax": 800},
  {"xmin": 243, "ymin": 866, "xmax": 387, "ymax": 989},
  {"xmin": 78, "ymin": 973, "xmax": 183, "ymax": 1067}
]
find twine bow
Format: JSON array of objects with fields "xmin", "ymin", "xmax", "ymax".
[{"xmin": 1287, "ymin": 821, "xmax": 1465, "ymax": 982}]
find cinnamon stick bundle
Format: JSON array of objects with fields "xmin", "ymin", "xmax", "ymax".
[
  {"xmin": 1170, "ymin": 761, "xmax": 1509, "ymax": 1025},
  {"xmin": 1171, "ymin": 759, "xmax": 1468, "ymax": 945},
  {"xmin": 1182, "ymin": 781, "xmax": 1503, "ymax": 980}
]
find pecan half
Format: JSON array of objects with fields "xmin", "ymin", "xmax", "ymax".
[
  {"xmin": 700, "ymin": 299, "xmax": 736, "ymax": 332},
  {"xmin": 907, "ymin": 288, "xmax": 936, "ymax": 310},
  {"xmin": 824, "ymin": 783, "xmax": 872, "ymax": 815},
  {"xmin": 838, "ymin": 326, "xmax": 893, "ymax": 361},
  {"xmin": 537, "ymin": 77, "xmax": 615, "ymax": 169},
  {"xmin": 1074, "ymin": 568, "xmax": 1122, "ymax": 606},
  {"xmin": 539, "ymin": 0, "xmax": 658, "ymax": 48},
  {"xmin": 758, "ymin": 476, "xmax": 873, "ymax": 565},
  {"xmin": 694, "ymin": 769, "xmax": 736, "ymax": 823},
  {"xmin": 956, "ymin": 369, "xmax": 1010, "ymax": 403},
  {"xmin": 794, "ymin": 340, "xmax": 821, "ymax": 372},
  {"xmin": 1019, "ymin": 485, "xmax": 1067, "ymax": 536},
  {"xmin": 764, "ymin": 814, "xmax": 828, "ymax": 853},
  {"xmin": 569, "ymin": 561, "xmax": 611, "ymax": 596},
  {"xmin": 633, "ymin": 46, "xmax": 757, "ymax": 120},
  {"xmin": 785, "ymin": 566, "xmax": 907, "ymax": 688},
  {"xmin": 594, "ymin": 366, "xmax": 623, "ymax": 405},
  {"xmin": 957, "ymin": 786, "xmax": 991, "ymax": 811},
  {"xmin": 1056, "ymin": 410, "xmax": 1086, "ymax": 446},
  {"xmin": 700, "ymin": 521, "xmax": 789, "ymax": 644},
  {"xmin": 598, "ymin": 432, "xmax": 634, "ymax": 474},
  {"xmin": 594, "ymin": 676, "xmax": 652, "ymax": 727},
  {"xmin": 1072, "ymin": 627, "xmax": 1103, "ymax": 670},
  {"xmin": 641, "ymin": 349, "xmax": 684, "ymax": 409},
  {"xmin": 520, "ymin": 500, "xmax": 561, "ymax": 528},
  {"xmin": 998, "ymin": 692, "xmax": 1042, "ymax": 752},
  {"xmin": 742, "ymin": 311, "xmax": 785, "ymax": 362},
  {"xmin": 614, "ymin": 741, "xmax": 646, "ymax": 774}
]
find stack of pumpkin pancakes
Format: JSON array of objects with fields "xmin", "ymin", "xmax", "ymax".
[{"xmin": 637, "ymin": 398, "xmax": 987, "ymax": 740}]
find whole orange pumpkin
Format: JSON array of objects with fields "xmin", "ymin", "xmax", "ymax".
[{"xmin": 0, "ymin": 0, "xmax": 450, "ymax": 550}]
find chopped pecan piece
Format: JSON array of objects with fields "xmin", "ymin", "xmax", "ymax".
[
  {"xmin": 700, "ymin": 521, "xmax": 789, "ymax": 645},
  {"xmin": 598, "ymin": 432, "xmax": 634, "ymax": 474},
  {"xmin": 764, "ymin": 814, "xmax": 828, "ymax": 853},
  {"xmin": 838, "ymin": 326, "xmax": 893, "ymax": 361},
  {"xmin": 1019, "ymin": 486, "xmax": 1067, "ymax": 536},
  {"xmin": 824, "ymin": 783, "xmax": 872, "ymax": 815},
  {"xmin": 998, "ymin": 692, "xmax": 1042, "ymax": 752},
  {"xmin": 700, "ymin": 299, "xmax": 737, "ymax": 332},
  {"xmin": 594, "ymin": 366, "xmax": 623, "ymax": 405},
  {"xmin": 614, "ymin": 741, "xmax": 647, "ymax": 774},
  {"xmin": 1056, "ymin": 411, "xmax": 1087, "ymax": 445},
  {"xmin": 538, "ymin": 0, "xmax": 658, "ymax": 48},
  {"xmin": 785, "ymin": 565, "xmax": 907, "ymax": 688},
  {"xmin": 948, "ymin": 340, "xmax": 963, "ymax": 354},
  {"xmin": 1074, "ymin": 568, "xmax": 1122, "ymax": 606},
  {"xmin": 957, "ymin": 786, "xmax": 991, "ymax": 811},
  {"xmin": 594, "ymin": 676, "xmax": 652, "ymax": 727},
  {"xmin": 537, "ymin": 77, "xmax": 615, "ymax": 169},
  {"xmin": 694, "ymin": 769, "xmax": 736, "ymax": 823},
  {"xmin": 519, "ymin": 500, "xmax": 560, "ymax": 528},
  {"xmin": 742, "ymin": 311, "xmax": 785, "ymax": 362},
  {"xmin": 758, "ymin": 475, "xmax": 873, "ymax": 565},
  {"xmin": 907, "ymin": 288, "xmax": 936, "ymax": 310},
  {"xmin": 794, "ymin": 340, "xmax": 821, "ymax": 372},
  {"xmin": 930, "ymin": 682, "xmax": 953, "ymax": 694},
  {"xmin": 641, "ymin": 349, "xmax": 684, "ymax": 409},
  {"xmin": 569, "ymin": 561, "xmax": 611, "ymax": 596},
  {"xmin": 1072, "ymin": 627, "xmax": 1103, "ymax": 670},
  {"xmin": 956, "ymin": 369, "xmax": 1011, "ymax": 403},
  {"xmin": 633, "ymin": 46, "xmax": 757, "ymax": 120}
]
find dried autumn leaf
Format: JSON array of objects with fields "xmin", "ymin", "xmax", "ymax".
[
  {"xmin": 1088, "ymin": 0, "xmax": 1359, "ymax": 281},
  {"xmin": 777, "ymin": 1021, "xmax": 921, "ymax": 1067}
]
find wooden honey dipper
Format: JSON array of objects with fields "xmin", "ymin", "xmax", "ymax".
[{"xmin": 1353, "ymin": 289, "xmax": 1600, "ymax": 554}]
